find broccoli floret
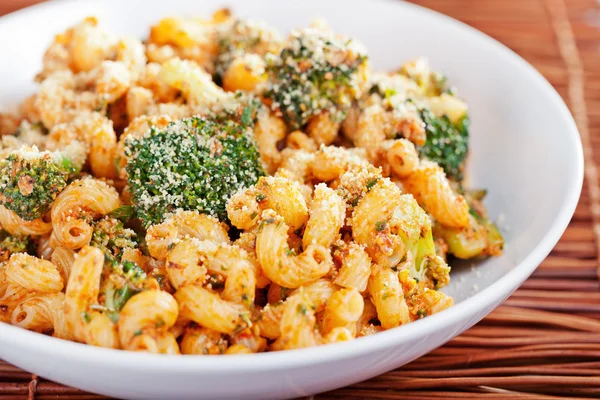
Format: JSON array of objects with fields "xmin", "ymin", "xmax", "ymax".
[
  {"xmin": 214, "ymin": 19, "xmax": 280, "ymax": 80},
  {"xmin": 125, "ymin": 116, "xmax": 264, "ymax": 227},
  {"xmin": 101, "ymin": 259, "xmax": 147, "ymax": 322},
  {"xmin": 265, "ymin": 28, "xmax": 368, "ymax": 129},
  {"xmin": 96, "ymin": 228, "xmax": 146, "ymax": 322},
  {"xmin": 0, "ymin": 230, "xmax": 34, "ymax": 262},
  {"xmin": 391, "ymin": 194, "xmax": 450, "ymax": 288},
  {"xmin": 90, "ymin": 216, "xmax": 138, "ymax": 260},
  {"xmin": 0, "ymin": 146, "xmax": 78, "ymax": 220},
  {"xmin": 108, "ymin": 205, "xmax": 136, "ymax": 222},
  {"xmin": 418, "ymin": 109, "xmax": 469, "ymax": 181},
  {"xmin": 434, "ymin": 189, "xmax": 504, "ymax": 259}
]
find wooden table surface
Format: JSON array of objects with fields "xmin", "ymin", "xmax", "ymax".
[{"xmin": 1, "ymin": 0, "xmax": 600, "ymax": 399}]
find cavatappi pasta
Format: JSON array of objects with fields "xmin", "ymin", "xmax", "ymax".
[{"xmin": 0, "ymin": 9, "xmax": 503, "ymax": 354}]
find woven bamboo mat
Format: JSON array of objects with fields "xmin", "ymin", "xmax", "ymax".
[{"xmin": 1, "ymin": 0, "xmax": 600, "ymax": 399}]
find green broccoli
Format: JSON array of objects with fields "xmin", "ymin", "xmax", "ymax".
[
  {"xmin": 265, "ymin": 28, "xmax": 367, "ymax": 129},
  {"xmin": 214, "ymin": 19, "xmax": 280, "ymax": 80},
  {"xmin": 90, "ymin": 213, "xmax": 143, "ymax": 321},
  {"xmin": 0, "ymin": 230, "xmax": 34, "ymax": 262},
  {"xmin": 434, "ymin": 189, "xmax": 504, "ymax": 259},
  {"xmin": 125, "ymin": 116, "xmax": 264, "ymax": 227},
  {"xmin": 0, "ymin": 146, "xmax": 79, "ymax": 221},
  {"xmin": 389, "ymin": 194, "xmax": 451, "ymax": 288},
  {"xmin": 101, "ymin": 259, "xmax": 147, "ymax": 323},
  {"xmin": 418, "ymin": 109, "xmax": 469, "ymax": 181},
  {"xmin": 90, "ymin": 216, "xmax": 138, "ymax": 260}
]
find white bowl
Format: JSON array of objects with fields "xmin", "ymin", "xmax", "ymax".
[{"xmin": 0, "ymin": 0, "xmax": 583, "ymax": 399}]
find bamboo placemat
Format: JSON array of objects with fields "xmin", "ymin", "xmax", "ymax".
[{"xmin": 1, "ymin": 0, "xmax": 600, "ymax": 399}]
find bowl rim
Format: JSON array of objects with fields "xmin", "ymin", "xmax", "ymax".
[{"xmin": 0, "ymin": 0, "xmax": 584, "ymax": 374}]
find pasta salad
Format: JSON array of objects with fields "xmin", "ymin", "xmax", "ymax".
[{"xmin": 0, "ymin": 9, "xmax": 503, "ymax": 354}]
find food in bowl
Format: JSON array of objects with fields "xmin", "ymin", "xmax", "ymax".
[{"xmin": 0, "ymin": 8, "xmax": 503, "ymax": 354}]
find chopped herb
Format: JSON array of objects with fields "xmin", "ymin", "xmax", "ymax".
[
  {"xmin": 375, "ymin": 220, "xmax": 387, "ymax": 232},
  {"xmin": 280, "ymin": 287, "xmax": 289, "ymax": 300},
  {"xmin": 469, "ymin": 206, "xmax": 483, "ymax": 221},
  {"xmin": 122, "ymin": 260, "xmax": 146, "ymax": 283},
  {"xmin": 297, "ymin": 303, "xmax": 308, "ymax": 315},
  {"xmin": 241, "ymin": 105, "xmax": 254, "ymax": 126},
  {"xmin": 108, "ymin": 205, "xmax": 136, "ymax": 222},
  {"xmin": 366, "ymin": 178, "xmax": 379, "ymax": 191},
  {"xmin": 384, "ymin": 88, "xmax": 397, "ymax": 101},
  {"xmin": 81, "ymin": 312, "xmax": 92, "ymax": 324},
  {"xmin": 240, "ymin": 312, "xmax": 252, "ymax": 328}
]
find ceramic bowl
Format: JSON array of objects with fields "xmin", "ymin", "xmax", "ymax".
[{"xmin": 0, "ymin": 0, "xmax": 583, "ymax": 399}]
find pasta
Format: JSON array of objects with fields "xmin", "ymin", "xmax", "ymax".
[
  {"xmin": 64, "ymin": 246, "xmax": 119, "ymax": 348},
  {"xmin": 5, "ymin": 254, "xmax": 63, "ymax": 293},
  {"xmin": 117, "ymin": 289, "xmax": 179, "ymax": 353},
  {"xmin": 321, "ymin": 288, "xmax": 364, "ymax": 336},
  {"xmin": 180, "ymin": 325, "xmax": 228, "ymax": 355},
  {"xmin": 380, "ymin": 138, "xmax": 420, "ymax": 179},
  {"xmin": 402, "ymin": 160, "xmax": 470, "ymax": 228},
  {"xmin": 222, "ymin": 54, "xmax": 268, "ymax": 93},
  {"xmin": 50, "ymin": 178, "xmax": 121, "ymax": 250},
  {"xmin": 271, "ymin": 289, "xmax": 319, "ymax": 350},
  {"xmin": 50, "ymin": 247, "xmax": 76, "ymax": 284},
  {"xmin": 166, "ymin": 239, "xmax": 215, "ymax": 290},
  {"xmin": 255, "ymin": 209, "xmax": 332, "ymax": 288},
  {"xmin": 302, "ymin": 183, "xmax": 345, "ymax": 250},
  {"xmin": 11, "ymin": 293, "xmax": 72, "ymax": 340},
  {"xmin": 0, "ymin": 205, "xmax": 52, "ymax": 236},
  {"xmin": 175, "ymin": 285, "xmax": 250, "ymax": 335},
  {"xmin": 368, "ymin": 265, "xmax": 410, "ymax": 329},
  {"xmin": 0, "ymin": 8, "xmax": 503, "ymax": 355},
  {"xmin": 146, "ymin": 210, "xmax": 230, "ymax": 260},
  {"xmin": 306, "ymin": 112, "xmax": 341, "ymax": 146},
  {"xmin": 333, "ymin": 242, "xmax": 372, "ymax": 292},
  {"xmin": 227, "ymin": 175, "xmax": 308, "ymax": 231},
  {"xmin": 210, "ymin": 244, "xmax": 257, "ymax": 305}
]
